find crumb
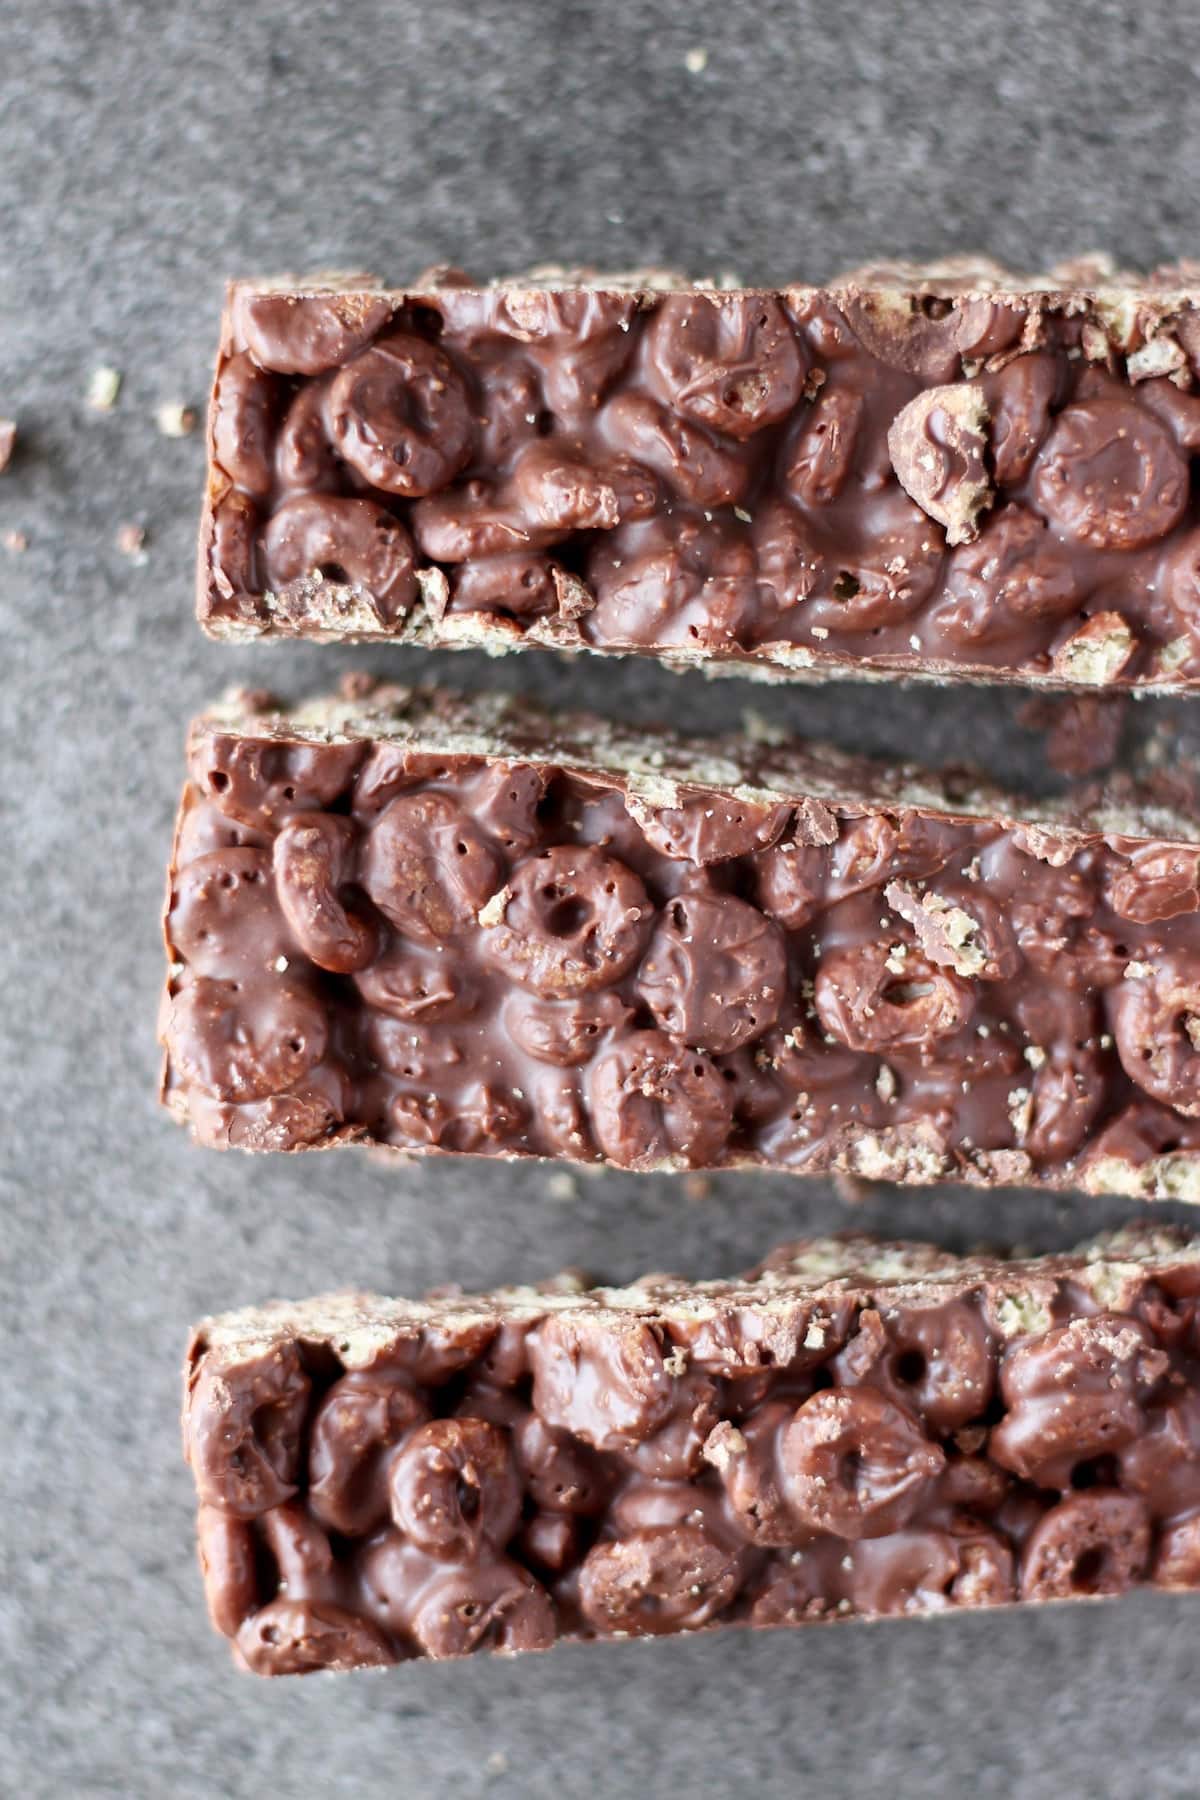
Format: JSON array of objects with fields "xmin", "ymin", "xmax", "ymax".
[
  {"xmin": 833, "ymin": 1171, "xmax": 871, "ymax": 1205},
  {"xmin": 545, "ymin": 1172, "xmax": 577, "ymax": 1202},
  {"xmin": 156, "ymin": 402, "xmax": 197, "ymax": 438},
  {"xmin": 485, "ymin": 1751, "xmax": 509, "ymax": 1777},
  {"xmin": 1018, "ymin": 693, "xmax": 1128, "ymax": 777},
  {"xmin": 684, "ymin": 46, "xmax": 708, "ymax": 73},
  {"xmin": 115, "ymin": 521, "xmax": 146, "ymax": 557},
  {"xmin": 338, "ymin": 670, "xmax": 378, "ymax": 701},
  {"xmin": 0, "ymin": 419, "xmax": 16, "ymax": 472},
  {"xmin": 3, "ymin": 528, "xmax": 28, "ymax": 553},
  {"xmin": 683, "ymin": 1173, "xmax": 711, "ymax": 1200},
  {"xmin": 87, "ymin": 367, "xmax": 121, "ymax": 411}
]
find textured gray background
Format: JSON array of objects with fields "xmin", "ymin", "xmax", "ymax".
[{"xmin": 5, "ymin": 2, "xmax": 1200, "ymax": 1794}]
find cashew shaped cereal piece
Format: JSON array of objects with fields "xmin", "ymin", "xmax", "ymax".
[{"xmin": 273, "ymin": 812, "xmax": 377, "ymax": 973}]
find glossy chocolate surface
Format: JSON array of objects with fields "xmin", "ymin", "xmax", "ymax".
[
  {"xmin": 160, "ymin": 684, "xmax": 1200, "ymax": 1196},
  {"xmin": 184, "ymin": 1225, "xmax": 1200, "ymax": 1674},
  {"xmin": 200, "ymin": 262, "xmax": 1200, "ymax": 689}
]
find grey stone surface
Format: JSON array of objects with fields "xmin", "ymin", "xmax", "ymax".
[{"xmin": 4, "ymin": 1, "xmax": 1200, "ymax": 1793}]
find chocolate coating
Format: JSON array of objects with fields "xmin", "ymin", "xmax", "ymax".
[
  {"xmin": 184, "ymin": 1225, "xmax": 1200, "ymax": 1675},
  {"xmin": 201, "ymin": 266, "xmax": 1200, "ymax": 690},
  {"xmin": 161, "ymin": 683, "xmax": 1200, "ymax": 1196}
]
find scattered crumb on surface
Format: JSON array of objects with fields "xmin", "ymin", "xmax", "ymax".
[
  {"xmin": 115, "ymin": 522, "xmax": 146, "ymax": 557},
  {"xmin": 0, "ymin": 419, "xmax": 16, "ymax": 472},
  {"xmin": 87, "ymin": 367, "xmax": 121, "ymax": 411},
  {"xmin": 156, "ymin": 402, "xmax": 197, "ymax": 438},
  {"xmin": 545, "ymin": 1172, "xmax": 578, "ymax": 1202},
  {"xmin": 339, "ymin": 669, "xmax": 379, "ymax": 701},
  {"xmin": 1018, "ymin": 693, "xmax": 1128, "ymax": 777},
  {"xmin": 683, "ymin": 1174, "xmax": 711, "ymax": 1200},
  {"xmin": 3, "ymin": 528, "xmax": 28, "ymax": 553},
  {"xmin": 684, "ymin": 45, "xmax": 709, "ymax": 73},
  {"xmin": 485, "ymin": 1751, "xmax": 509, "ymax": 1777},
  {"xmin": 832, "ymin": 1171, "xmax": 871, "ymax": 1205}
]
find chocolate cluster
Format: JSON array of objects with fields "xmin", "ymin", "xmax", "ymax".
[
  {"xmin": 160, "ymin": 690, "xmax": 1200, "ymax": 1193},
  {"xmin": 183, "ymin": 1228, "xmax": 1200, "ymax": 1673},
  {"xmin": 202, "ymin": 269, "xmax": 1200, "ymax": 688}
]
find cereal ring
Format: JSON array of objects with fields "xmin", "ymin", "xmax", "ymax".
[
  {"xmin": 1033, "ymin": 397, "xmax": 1187, "ymax": 549},
  {"xmin": 1110, "ymin": 961, "xmax": 1200, "ymax": 1116},
  {"xmin": 1019, "ymin": 1491, "xmax": 1150, "ymax": 1600},
  {"xmin": 237, "ymin": 1601, "xmax": 394, "ymax": 1675},
  {"xmin": 263, "ymin": 493, "xmax": 417, "ymax": 617},
  {"xmin": 644, "ymin": 294, "xmax": 805, "ymax": 439},
  {"xmin": 635, "ymin": 892, "xmax": 786, "ymax": 1053},
  {"xmin": 389, "ymin": 1418, "xmax": 521, "ymax": 1561},
  {"xmin": 168, "ymin": 847, "xmax": 288, "ymax": 978},
  {"xmin": 528, "ymin": 1316, "xmax": 675, "ymax": 1450},
  {"xmin": 233, "ymin": 289, "xmax": 393, "ymax": 375},
  {"xmin": 481, "ymin": 846, "xmax": 651, "ymax": 996},
  {"xmin": 505, "ymin": 992, "xmax": 631, "ymax": 1066},
  {"xmin": 578, "ymin": 1525, "xmax": 742, "ymax": 1635},
  {"xmin": 186, "ymin": 1345, "xmax": 309, "ymax": 1518},
  {"xmin": 587, "ymin": 1030, "xmax": 734, "ymax": 1168},
  {"xmin": 780, "ymin": 1388, "xmax": 944, "ymax": 1539},
  {"xmin": 360, "ymin": 793, "xmax": 502, "ymax": 941},
  {"xmin": 163, "ymin": 975, "xmax": 328, "ymax": 1104},
  {"xmin": 328, "ymin": 333, "xmax": 474, "ymax": 496},
  {"xmin": 307, "ymin": 1372, "xmax": 428, "ymax": 1536},
  {"xmin": 212, "ymin": 352, "xmax": 276, "ymax": 496},
  {"xmin": 814, "ymin": 942, "xmax": 975, "ymax": 1055}
]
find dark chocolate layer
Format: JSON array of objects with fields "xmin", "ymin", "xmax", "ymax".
[
  {"xmin": 201, "ymin": 259, "xmax": 1200, "ymax": 690},
  {"xmin": 184, "ymin": 1226, "xmax": 1200, "ymax": 1675},
  {"xmin": 159, "ymin": 683, "xmax": 1200, "ymax": 1198}
]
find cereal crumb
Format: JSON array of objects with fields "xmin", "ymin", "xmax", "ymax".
[
  {"xmin": 684, "ymin": 45, "xmax": 709, "ymax": 73},
  {"xmin": 115, "ymin": 521, "xmax": 146, "ymax": 557},
  {"xmin": 477, "ymin": 885, "xmax": 511, "ymax": 928},
  {"xmin": 662, "ymin": 1346, "xmax": 688, "ymax": 1377},
  {"xmin": 1124, "ymin": 960, "xmax": 1154, "ymax": 981},
  {"xmin": 702, "ymin": 1422, "xmax": 747, "ymax": 1472},
  {"xmin": 0, "ymin": 419, "xmax": 16, "ymax": 472},
  {"xmin": 1023, "ymin": 1044, "xmax": 1047, "ymax": 1070},
  {"xmin": 804, "ymin": 1320, "xmax": 827, "ymax": 1350},
  {"xmin": 683, "ymin": 1173, "xmax": 711, "ymax": 1200},
  {"xmin": 156, "ymin": 402, "xmax": 197, "ymax": 438},
  {"xmin": 485, "ymin": 1751, "xmax": 509, "ymax": 1777},
  {"xmin": 87, "ymin": 367, "xmax": 121, "ymax": 411},
  {"xmin": 3, "ymin": 528, "xmax": 28, "ymax": 553},
  {"xmin": 545, "ymin": 1172, "xmax": 578, "ymax": 1202}
]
